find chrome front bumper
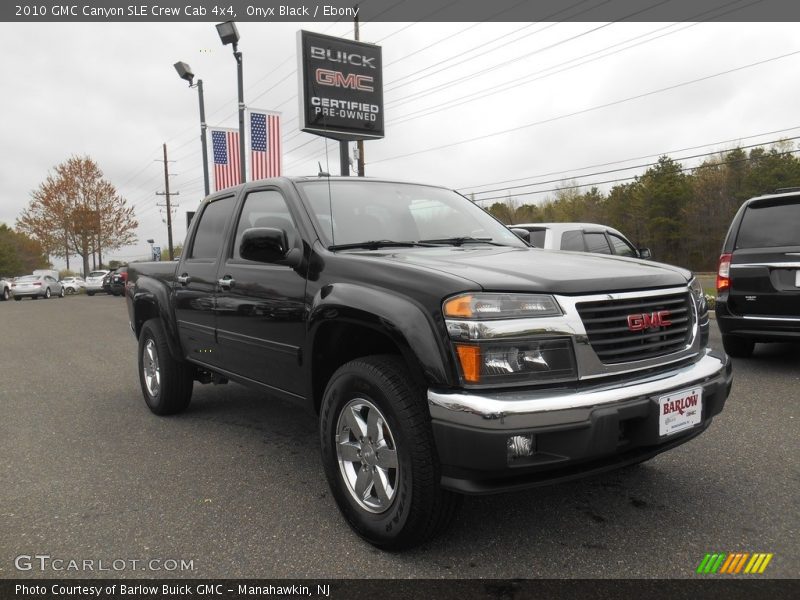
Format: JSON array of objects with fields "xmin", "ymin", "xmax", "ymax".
[{"xmin": 428, "ymin": 349, "xmax": 730, "ymax": 431}]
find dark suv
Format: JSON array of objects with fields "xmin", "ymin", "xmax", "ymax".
[
  {"xmin": 716, "ymin": 188, "xmax": 800, "ymax": 356},
  {"xmin": 103, "ymin": 267, "xmax": 128, "ymax": 296}
]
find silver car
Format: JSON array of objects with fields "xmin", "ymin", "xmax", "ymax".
[
  {"xmin": 85, "ymin": 270, "xmax": 110, "ymax": 296},
  {"xmin": 11, "ymin": 274, "xmax": 64, "ymax": 300}
]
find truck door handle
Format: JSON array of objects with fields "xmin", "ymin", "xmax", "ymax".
[
  {"xmin": 218, "ymin": 277, "xmax": 235, "ymax": 290},
  {"xmin": 177, "ymin": 274, "xmax": 191, "ymax": 285}
]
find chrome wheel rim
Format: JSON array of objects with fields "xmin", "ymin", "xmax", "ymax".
[
  {"xmin": 143, "ymin": 339, "xmax": 161, "ymax": 398},
  {"xmin": 336, "ymin": 398, "xmax": 399, "ymax": 514}
]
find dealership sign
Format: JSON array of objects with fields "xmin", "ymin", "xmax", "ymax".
[{"xmin": 297, "ymin": 30, "xmax": 384, "ymax": 141}]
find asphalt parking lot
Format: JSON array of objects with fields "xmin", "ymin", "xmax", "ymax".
[{"xmin": 0, "ymin": 294, "xmax": 797, "ymax": 579}]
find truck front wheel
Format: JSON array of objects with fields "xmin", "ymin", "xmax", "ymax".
[
  {"xmin": 319, "ymin": 355, "xmax": 460, "ymax": 549},
  {"xmin": 138, "ymin": 318, "xmax": 194, "ymax": 415}
]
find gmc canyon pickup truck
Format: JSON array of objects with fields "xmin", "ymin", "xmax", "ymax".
[{"xmin": 126, "ymin": 177, "xmax": 732, "ymax": 549}]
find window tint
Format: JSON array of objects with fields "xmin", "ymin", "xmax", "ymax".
[
  {"xmin": 736, "ymin": 200, "xmax": 800, "ymax": 248},
  {"xmin": 526, "ymin": 228, "xmax": 546, "ymax": 248},
  {"xmin": 560, "ymin": 230, "xmax": 584, "ymax": 251},
  {"xmin": 232, "ymin": 190, "xmax": 297, "ymax": 259},
  {"xmin": 584, "ymin": 232, "xmax": 612, "ymax": 254},
  {"xmin": 609, "ymin": 233, "xmax": 637, "ymax": 257},
  {"xmin": 190, "ymin": 198, "xmax": 232, "ymax": 259},
  {"xmin": 296, "ymin": 180, "xmax": 524, "ymax": 247}
]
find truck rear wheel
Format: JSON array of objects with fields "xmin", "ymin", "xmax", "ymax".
[
  {"xmin": 319, "ymin": 355, "xmax": 460, "ymax": 550},
  {"xmin": 138, "ymin": 318, "xmax": 194, "ymax": 415}
]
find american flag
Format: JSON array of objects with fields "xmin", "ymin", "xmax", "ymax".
[
  {"xmin": 250, "ymin": 110, "xmax": 281, "ymax": 179},
  {"xmin": 211, "ymin": 128, "xmax": 241, "ymax": 190}
]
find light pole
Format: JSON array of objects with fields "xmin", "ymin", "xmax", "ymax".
[
  {"xmin": 216, "ymin": 20, "xmax": 247, "ymax": 184},
  {"xmin": 173, "ymin": 61, "xmax": 210, "ymax": 197}
]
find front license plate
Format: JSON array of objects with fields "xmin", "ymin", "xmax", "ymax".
[{"xmin": 658, "ymin": 387, "xmax": 703, "ymax": 437}]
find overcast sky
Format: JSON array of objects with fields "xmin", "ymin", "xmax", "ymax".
[{"xmin": 1, "ymin": 13, "xmax": 798, "ymax": 269}]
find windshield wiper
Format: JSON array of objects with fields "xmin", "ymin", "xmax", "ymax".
[
  {"xmin": 419, "ymin": 236, "xmax": 508, "ymax": 247},
  {"xmin": 328, "ymin": 240, "xmax": 436, "ymax": 250}
]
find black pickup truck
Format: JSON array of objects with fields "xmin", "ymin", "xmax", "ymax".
[{"xmin": 126, "ymin": 176, "xmax": 732, "ymax": 549}]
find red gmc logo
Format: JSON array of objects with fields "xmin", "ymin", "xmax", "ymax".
[
  {"xmin": 627, "ymin": 310, "xmax": 672, "ymax": 332},
  {"xmin": 315, "ymin": 68, "xmax": 374, "ymax": 92}
]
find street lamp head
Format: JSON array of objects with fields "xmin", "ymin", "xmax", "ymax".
[
  {"xmin": 146, "ymin": 239, "xmax": 154, "ymax": 244},
  {"xmin": 173, "ymin": 61, "xmax": 195, "ymax": 85},
  {"xmin": 216, "ymin": 21, "xmax": 240, "ymax": 46}
]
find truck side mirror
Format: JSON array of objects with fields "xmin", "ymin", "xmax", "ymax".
[
  {"xmin": 240, "ymin": 227, "xmax": 289, "ymax": 263},
  {"xmin": 638, "ymin": 248, "xmax": 652, "ymax": 260},
  {"xmin": 509, "ymin": 228, "xmax": 531, "ymax": 243}
]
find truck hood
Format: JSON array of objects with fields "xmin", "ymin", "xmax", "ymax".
[{"xmin": 359, "ymin": 246, "xmax": 691, "ymax": 295}]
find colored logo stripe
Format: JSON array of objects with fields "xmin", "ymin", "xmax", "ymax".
[{"xmin": 697, "ymin": 553, "xmax": 773, "ymax": 574}]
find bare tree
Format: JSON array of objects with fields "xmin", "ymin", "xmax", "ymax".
[{"xmin": 17, "ymin": 156, "xmax": 138, "ymax": 275}]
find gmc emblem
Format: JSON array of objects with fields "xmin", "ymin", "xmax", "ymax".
[{"xmin": 627, "ymin": 310, "xmax": 672, "ymax": 332}]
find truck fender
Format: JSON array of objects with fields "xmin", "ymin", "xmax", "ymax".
[
  {"xmin": 308, "ymin": 283, "xmax": 455, "ymax": 389},
  {"xmin": 131, "ymin": 278, "xmax": 184, "ymax": 362}
]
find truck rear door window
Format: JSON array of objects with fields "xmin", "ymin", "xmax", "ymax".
[{"xmin": 190, "ymin": 198, "xmax": 232, "ymax": 259}]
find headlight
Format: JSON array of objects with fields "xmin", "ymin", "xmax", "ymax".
[
  {"xmin": 689, "ymin": 277, "xmax": 708, "ymax": 315},
  {"xmin": 443, "ymin": 293, "xmax": 561, "ymax": 319},
  {"xmin": 443, "ymin": 293, "xmax": 576, "ymax": 386},
  {"xmin": 453, "ymin": 339, "xmax": 576, "ymax": 385}
]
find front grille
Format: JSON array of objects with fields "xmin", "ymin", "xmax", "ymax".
[{"xmin": 576, "ymin": 292, "xmax": 693, "ymax": 364}]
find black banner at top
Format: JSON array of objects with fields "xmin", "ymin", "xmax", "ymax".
[
  {"xmin": 3, "ymin": 0, "xmax": 800, "ymax": 22},
  {"xmin": 298, "ymin": 30, "xmax": 384, "ymax": 142}
]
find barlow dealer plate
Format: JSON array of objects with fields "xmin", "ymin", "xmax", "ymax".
[{"xmin": 659, "ymin": 387, "xmax": 703, "ymax": 437}]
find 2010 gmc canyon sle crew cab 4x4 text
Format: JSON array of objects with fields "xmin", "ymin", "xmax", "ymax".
[{"xmin": 126, "ymin": 177, "xmax": 732, "ymax": 549}]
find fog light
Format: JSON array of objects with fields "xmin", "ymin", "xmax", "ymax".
[{"xmin": 507, "ymin": 434, "xmax": 535, "ymax": 462}]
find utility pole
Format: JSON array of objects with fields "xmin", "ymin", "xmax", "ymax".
[
  {"xmin": 354, "ymin": 7, "xmax": 365, "ymax": 177},
  {"xmin": 156, "ymin": 143, "xmax": 179, "ymax": 260}
]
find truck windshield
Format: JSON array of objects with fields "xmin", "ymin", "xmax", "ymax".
[{"xmin": 295, "ymin": 180, "xmax": 524, "ymax": 249}]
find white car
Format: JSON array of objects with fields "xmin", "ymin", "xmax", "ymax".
[
  {"xmin": 511, "ymin": 222, "xmax": 652, "ymax": 259},
  {"xmin": 85, "ymin": 270, "xmax": 110, "ymax": 296},
  {"xmin": 60, "ymin": 276, "xmax": 85, "ymax": 294},
  {"xmin": 1, "ymin": 277, "xmax": 11, "ymax": 301}
]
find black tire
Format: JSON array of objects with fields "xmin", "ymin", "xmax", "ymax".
[
  {"xmin": 59, "ymin": 287, "xmax": 65, "ymax": 298},
  {"xmin": 1, "ymin": 287, "xmax": 8, "ymax": 301},
  {"xmin": 14, "ymin": 296, "xmax": 21, "ymax": 301},
  {"xmin": 44, "ymin": 288, "xmax": 51, "ymax": 299},
  {"xmin": 319, "ymin": 355, "xmax": 461, "ymax": 550},
  {"xmin": 138, "ymin": 318, "xmax": 194, "ymax": 415},
  {"xmin": 722, "ymin": 334, "xmax": 755, "ymax": 358},
  {"xmin": 87, "ymin": 291, "xmax": 95, "ymax": 296}
]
